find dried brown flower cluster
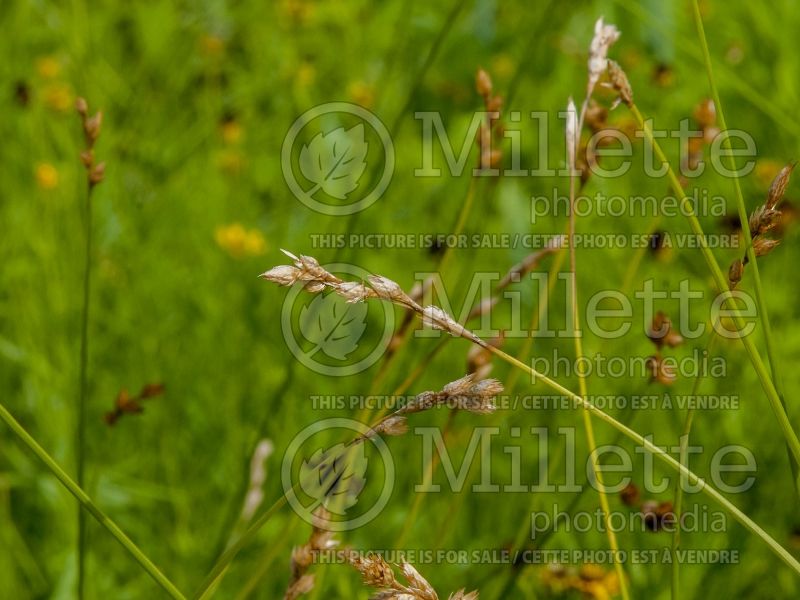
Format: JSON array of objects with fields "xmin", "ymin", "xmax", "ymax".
[
  {"xmin": 341, "ymin": 550, "xmax": 479, "ymax": 600},
  {"xmin": 728, "ymin": 162, "xmax": 795, "ymax": 288},
  {"xmin": 475, "ymin": 68, "xmax": 503, "ymax": 170},
  {"xmin": 261, "ymin": 250, "xmax": 486, "ymax": 347},
  {"xmin": 104, "ymin": 383, "xmax": 164, "ymax": 425},
  {"xmin": 285, "ymin": 508, "xmax": 339, "ymax": 600},
  {"xmin": 568, "ymin": 19, "xmax": 633, "ymax": 185},
  {"xmin": 75, "ymin": 97, "xmax": 105, "ymax": 187},
  {"xmin": 618, "ymin": 483, "xmax": 676, "ymax": 533},
  {"xmin": 284, "ymin": 510, "xmax": 478, "ymax": 599},
  {"xmin": 644, "ymin": 312, "xmax": 683, "ymax": 385},
  {"xmin": 355, "ymin": 373, "xmax": 505, "ymax": 444},
  {"xmin": 587, "ymin": 18, "xmax": 621, "ymax": 97}
]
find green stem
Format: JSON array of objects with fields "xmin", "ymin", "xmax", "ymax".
[
  {"xmin": 482, "ymin": 345, "xmax": 800, "ymax": 576},
  {"xmin": 629, "ymin": 103, "xmax": 800, "ymax": 468},
  {"xmin": 689, "ymin": 0, "xmax": 797, "ymax": 491},
  {"xmin": 77, "ymin": 180, "xmax": 93, "ymax": 598},
  {"xmin": 568, "ymin": 117, "xmax": 630, "ymax": 599},
  {"xmin": 194, "ymin": 494, "xmax": 289, "ymax": 599},
  {"xmin": 671, "ymin": 335, "xmax": 717, "ymax": 600},
  {"xmin": 0, "ymin": 403, "xmax": 185, "ymax": 599}
]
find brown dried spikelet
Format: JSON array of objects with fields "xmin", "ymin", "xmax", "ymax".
[
  {"xmin": 284, "ymin": 574, "xmax": 315, "ymax": 600},
  {"xmin": 646, "ymin": 355, "xmax": 676, "ymax": 386},
  {"xmin": 641, "ymin": 500, "xmax": 677, "ymax": 532},
  {"xmin": 475, "ymin": 68, "xmax": 493, "ymax": 98},
  {"xmin": 606, "ymin": 60, "xmax": 633, "ymax": 108},
  {"xmin": 693, "ymin": 98, "xmax": 716, "ymax": 130},
  {"xmin": 620, "ymin": 482, "xmax": 640, "ymax": 507},
  {"xmin": 646, "ymin": 311, "xmax": 683, "ymax": 348},
  {"xmin": 767, "ymin": 161, "xmax": 796, "ymax": 209},
  {"xmin": 728, "ymin": 259, "xmax": 744, "ymax": 289}
]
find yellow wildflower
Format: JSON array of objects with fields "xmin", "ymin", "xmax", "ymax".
[
  {"xmin": 215, "ymin": 224, "xmax": 267, "ymax": 258},
  {"xmin": 36, "ymin": 56, "xmax": 61, "ymax": 79},
  {"xmin": 35, "ymin": 163, "xmax": 59, "ymax": 190}
]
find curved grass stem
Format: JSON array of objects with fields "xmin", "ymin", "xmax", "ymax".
[
  {"xmin": 482, "ymin": 345, "xmax": 800, "ymax": 576},
  {"xmin": 0, "ymin": 403, "xmax": 185, "ymax": 599},
  {"xmin": 689, "ymin": 0, "xmax": 798, "ymax": 495},
  {"xmin": 568, "ymin": 104, "xmax": 630, "ymax": 599},
  {"xmin": 628, "ymin": 103, "xmax": 800, "ymax": 469},
  {"xmin": 77, "ymin": 180, "xmax": 92, "ymax": 598}
]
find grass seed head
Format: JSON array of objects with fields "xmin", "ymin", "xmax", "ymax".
[{"xmin": 587, "ymin": 17, "xmax": 620, "ymax": 95}]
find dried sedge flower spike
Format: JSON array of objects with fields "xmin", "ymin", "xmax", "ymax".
[
  {"xmin": 448, "ymin": 591, "xmax": 479, "ymax": 600},
  {"xmin": 89, "ymin": 161, "xmax": 106, "ymax": 187},
  {"xmin": 646, "ymin": 355, "xmax": 676, "ymax": 386},
  {"xmin": 620, "ymin": 482, "xmax": 640, "ymax": 507},
  {"xmin": 400, "ymin": 561, "xmax": 438, "ymax": 600},
  {"xmin": 337, "ymin": 280, "xmax": 376, "ymax": 303},
  {"xmin": 368, "ymin": 275, "xmax": 417, "ymax": 308},
  {"xmin": 421, "ymin": 305, "xmax": 469, "ymax": 339},
  {"xmin": 75, "ymin": 96, "xmax": 88, "ymax": 116},
  {"xmin": 565, "ymin": 97, "xmax": 579, "ymax": 169},
  {"xmin": 606, "ymin": 60, "xmax": 633, "ymax": 108},
  {"xmin": 354, "ymin": 553, "xmax": 397, "ymax": 589},
  {"xmin": 260, "ymin": 264, "xmax": 301, "ymax": 286},
  {"xmin": 374, "ymin": 415, "xmax": 409, "ymax": 438},
  {"xmin": 693, "ymin": 98, "xmax": 716, "ymax": 130},
  {"xmin": 475, "ymin": 68, "xmax": 493, "ymax": 97},
  {"xmin": 399, "ymin": 390, "xmax": 438, "ymax": 415},
  {"xmin": 646, "ymin": 311, "xmax": 683, "ymax": 348},
  {"xmin": 753, "ymin": 237, "xmax": 781, "ymax": 257},
  {"xmin": 641, "ymin": 500, "xmax": 676, "ymax": 532},
  {"xmin": 646, "ymin": 311, "xmax": 669, "ymax": 347},
  {"xmin": 587, "ymin": 17, "xmax": 621, "ymax": 95},
  {"xmin": 748, "ymin": 205, "xmax": 782, "ymax": 238},
  {"xmin": 728, "ymin": 259, "xmax": 744, "ymax": 289},
  {"xmin": 284, "ymin": 573, "xmax": 315, "ymax": 600},
  {"xmin": 84, "ymin": 111, "xmax": 103, "ymax": 144},
  {"xmin": 767, "ymin": 161, "xmax": 796, "ymax": 209}
]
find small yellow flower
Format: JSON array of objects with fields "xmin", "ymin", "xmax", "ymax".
[
  {"xmin": 35, "ymin": 163, "xmax": 59, "ymax": 190},
  {"xmin": 215, "ymin": 223, "xmax": 267, "ymax": 258},
  {"xmin": 347, "ymin": 81, "xmax": 375, "ymax": 109},
  {"xmin": 221, "ymin": 119, "xmax": 243, "ymax": 145},
  {"xmin": 36, "ymin": 56, "xmax": 61, "ymax": 79},
  {"xmin": 44, "ymin": 82, "xmax": 74, "ymax": 113}
]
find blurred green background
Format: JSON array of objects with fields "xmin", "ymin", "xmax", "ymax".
[{"xmin": 2, "ymin": 0, "xmax": 800, "ymax": 598}]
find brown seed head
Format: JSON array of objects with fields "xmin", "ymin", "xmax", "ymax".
[
  {"xmin": 606, "ymin": 60, "xmax": 633, "ymax": 107},
  {"xmin": 475, "ymin": 68, "xmax": 493, "ymax": 97},
  {"xmin": 767, "ymin": 161, "xmax": 796, "ymax": 209},
  {"xmin": 728, "ymin": 259, "xmax": 744, "ymax": 288}
]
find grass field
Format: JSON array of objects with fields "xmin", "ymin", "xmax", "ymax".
[{"xmin": 2, "ymin": 0, "xmax": 800, "ymax": 598}]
